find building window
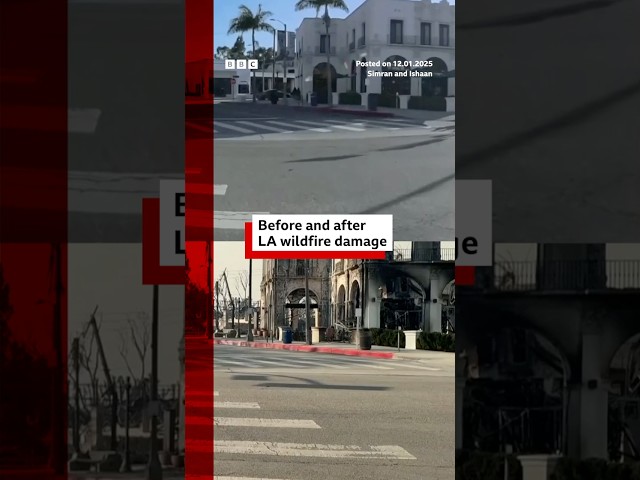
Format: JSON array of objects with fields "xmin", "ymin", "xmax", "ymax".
[
  {"xmin": 420, "ymin": 22, "xmax": 431, "ymax": 45},
  {"xmin": 390, "ymin": 20, "xmax": 403, "ymax": 44},
  {"xmin": 320, "ymin": 34, "xmax": 329, "ymax": 53},
  {"xmin": 439, "ymin": 24, "xmax": 450, "ymax": 46}
]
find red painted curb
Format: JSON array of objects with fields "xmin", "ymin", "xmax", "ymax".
[{"xmin": 213, "ymin": 339, "xmax": 395, "ymax": 359}]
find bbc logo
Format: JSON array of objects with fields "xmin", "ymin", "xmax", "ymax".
[{"xmin": 225, "ymin": 59, "xmax": 258, "ymax": 70}]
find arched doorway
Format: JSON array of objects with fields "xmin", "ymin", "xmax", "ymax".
[
  {"xmin": 381, "ymin": 55, "xmax": 411, "ymax": 96},
  {"xmin": 348, "ymin": 280, "xmax": 360, "ymax": 324},
  {"xmin": 463, "ymin": 326, "xmax": 570, "ymax": 454},
  {"xmin": 336, "ymin": 285, "xmax": 346, "ymax": 325},
  {"xmin": 312, "ymin": 62, "xmax": 337, "ymax": 104},
  {"xmin": 377, "ymin": 270, "xmax": 426, "ymax": 330},
  {"xmin": 350, "ymin": 60, "xmax": 357, "ymax": 92},
  {"xmin": 441, "ymin": 279, "xmax": 455, "ymax": 333},
  {"xmin": 421, "ymin": 57, "xmax": 448, "ymax": 97},
  {"xmin": 359, "ymin": 57, "xmax": 367, "ymax": 93},
  {"xmin": 286, "ymin": 287, "xmax": 319, "ymax": 332},
  {"xmin": 609, "ymin": 334, "xmax": 640, "ymax": 461}
]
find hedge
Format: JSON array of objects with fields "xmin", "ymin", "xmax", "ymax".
[
  {"xmin": 408, "ymin": 95, "xmax": 447, "ymax": 111},
  {"xmin": 375, "ymin": 92, "xmax": 399, "ymax": 108},
  {"xmin": 456, "ymin": 451, "xmax": 523, "ymax": 480},
  {"xmin": 339, "ymin": 91, "xmax": 362, "ymax": 105},
  {"xmin": 368, "ymin": 329, "xmax": 455, "ymax": 351},
  {"xmin": 456, "ymin": 452, "xmax": 640, "ymax": 480},
  {"xmin": 417, "ymin": 331, "xmax": 455, "ymax": 352},
  {"xmin": 551, "ymin": 457, "xmax": 640, "ymax": 480}
]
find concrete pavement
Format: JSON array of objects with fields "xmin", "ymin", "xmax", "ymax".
[{"xmin": 209, "ymin": 345, "xmax": 454, "ymax": 479}]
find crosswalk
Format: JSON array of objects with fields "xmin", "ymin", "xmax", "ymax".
[
  {"xmin": 213, "ymin": 352, "xmax": 442, "ymax": 373},
  {"xmin": 206, "ymin": 117, "xmax": 441, "ymax": 138},
  {"xmin": 191, "ymin": 390, "xmax": 417, "ymax": 479}
]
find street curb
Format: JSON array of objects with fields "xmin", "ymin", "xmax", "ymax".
[{"xmin": 213, "ymin": 339, "xmax": 396, "ymax": 359}]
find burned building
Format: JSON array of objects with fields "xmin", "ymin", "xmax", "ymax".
[
  {"xmin": 331, "ymin": 242, "xmax": 455, "ymax": 333},
  {"xmin": 457, "ymin": 244, "xmax": 640, "ymax": 473}
]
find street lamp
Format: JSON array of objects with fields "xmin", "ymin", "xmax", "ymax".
[
  {"xmin": 322, "ymin": 11, "xmax": 332, "ymax": 106},
  {"xmin": 271, "ymin": 18, "xmax": 287, "ymax": 104}
]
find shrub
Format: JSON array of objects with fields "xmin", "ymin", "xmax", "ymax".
[
  {"xmin": 416, "ymin": 331, "xmax": 455, "ymax": 351},
  {"xmin": 378, "ymin": 92, "xmax": 400, "ymax": 108},
  {"xmin": 551, "ymin": 457, "xmax": 635, "ymax": 480},
  {"xmin": 408, "ymin": 95, "xmax": 447, "ymax": 111},
  {"xmin": 292, "ymin": 330, "xmax": 306, "ymax": 342},
  {"xmin": 370, "ymin": 328, "xmax": 405, "ymax": 348},
  {"xmin": 456, "ymin": 451, "xmax": 522, "ymax": 480},
  {"xmin": 339, "ymin": 91, "xmax": 362, "ymax": 105}
]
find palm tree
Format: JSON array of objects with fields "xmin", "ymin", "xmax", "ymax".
[
  {"xmin": 295, "ymin": 0, "xmax": 349, "ymax": 106},
  {"xmin": 228, "ymin": 4, "xmax": 274, "ymax": 103}
]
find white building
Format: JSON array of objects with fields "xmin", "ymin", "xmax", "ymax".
[
  {"xmin": 185, "ymin": 59, "xmax": 252, "ymax": 100},
  {"xmin": 295, "ymin": 0, "xmax": 455, "ymax": 109}
]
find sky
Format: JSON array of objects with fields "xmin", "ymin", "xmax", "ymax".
[{"xmin": 214, "ymin": 0, "xmax": 455, "ymax": 53}]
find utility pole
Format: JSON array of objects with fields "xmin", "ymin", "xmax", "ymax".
[
  {"xmin": 272, "ymin": 29, "xmax": 276, "ymax": 90},
  {"xmin": 247, "ymin": 259, "xmax": 254, "ymax": 341},
  {"xmin": 146, "ymin": 284, "xmax": 162, "ymax": 480},
  {"xmin": 206, "ymin": 242, "xmax": 213, "ymax": 339},
  {"xmin": 305, "ymin": 260, "xmax": 312, "ymax": 345},
  {"xmin": 72, "ymin": 337, "xmax": 80, "ymax": 456}
]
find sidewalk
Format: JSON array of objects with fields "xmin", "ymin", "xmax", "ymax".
[{"xmin": 213, "ymin": 337, "xmax": 454, "ymax": 362}]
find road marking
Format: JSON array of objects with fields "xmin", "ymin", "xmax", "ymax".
[
  {"xmin": 214, "ymin": 121, "xmax": 255, "ymax": 134},
  {"xmin": 214, "ymin": 402, "xmax": 261, "ymax": 409},
  {"xmin": 265, "ymin": 120, "xmax": 305, "ymax": 131},
  {"xmin": 214, "ymin": 418, "xmax": 321, "ymax": 429},
  {"xmin": 323, "ymin": 122, "xmax": 366, "ymax": 132},
  {"xmin": 214, "ymin": 184, "xmax": 228, "ymax": 195},
  {"xmin": 398, "ymin": 364, "xmax": 442, "ymax": 371},
  {"xmin": 208, "ymin": 441, "xmax": 417, "ymax": 460},
  {"xmin": 215, "ymin": 359, "xmax": 247, "ymax": 367},
  {"xmin": 68, "ymin": 108, "xmax": 102, "ymax": 133},
  {"xmin": 237, "ymin": 121, "xmax": 291, "ymax": 133},
  {"xmin": 290, "ymin": 120, "xmax": 333, "ymax": 132}
]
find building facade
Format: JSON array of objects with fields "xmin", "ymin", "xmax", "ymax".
[
  {"xmin": 457, "ymin": 244, "xmax": 640, "ymax": 467},
  {"xmin": 331, "ymin": 242, "xmax": 455, "ymax": 332},
  {"xmin": 260, "ymin": 259, "xmax": 332, "ymax": 337},
  {"xmin": 295, "ymin": 0, "xmax": 455, "ymax": 107},
  {"xmin": 186, "ymin": 59, "xmax": 251, "ymax": 99}
]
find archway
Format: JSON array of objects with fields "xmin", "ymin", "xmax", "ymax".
[
  {"xmin": 348, "ymin": 280, "xmax": 360, "ymax": 323},
  {"xmin": 286, "ymin": 287, "xmax": 319, "ymax": 332},
  {"xmin": 609, "ymin": 334, "xmax": 640, "ymax": 461},
  {"xmin": 441, "ymin": 279, "xmax": 455, "ymax": 333},
  {"xmin": 421, "ymin": 57, "xmax": 448, "ymax": 97},
  {"xmin": 336, "ymin": 285, "xmax": 346, "ymax": 325},
  {"xmin": 312, "ymin": 62, "xmax": 337, "ymax": 104},
  {"xmin": 359, "ymin": 57, "xmax": 367, "ymax": 93},
  {"xmin": 462, "ymin": 325, "xmax": 571, "ymax": 455},
  {"xmin": 381, "ymin": 55, "xmax": 411, "ymax": 96},
  {"xmin": 375, "ymin": 265, "xmax": 427, "ymax": 330}
]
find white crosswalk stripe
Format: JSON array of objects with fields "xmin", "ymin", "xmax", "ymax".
[{"xmin": 210, "ymin": 117, "xmax": 436, "ymax": 136}]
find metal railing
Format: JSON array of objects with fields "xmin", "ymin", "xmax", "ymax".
[
  {"xmin": 492, "ymin": 260, "xmax": 640, "ymax": 291},
  {"xmin": 392, "ymin": 247, "xmax": 455, "ymax": 262},
  {"xmin": 387, "ymin": 34, "xmax": 419, "ymax": 45}
]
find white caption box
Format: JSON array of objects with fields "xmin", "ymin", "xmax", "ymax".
[
  {"xmin": 236, "ymin": 59, "xmax": 247, "ymax": 69},
  {"xmin": 252, "ymin": 214, "xmax": 393, "ymax": 252},
  {"xmin": 248, "ymin": 59, "xmax": 258, "ymax": 70},
  {"xmin": 225, "ymin": 59, "xmax": 235, "ymax": 69}
]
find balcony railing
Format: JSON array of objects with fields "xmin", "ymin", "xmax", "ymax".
[
  {"xmin": 357, "ymin": 36, "xmax": 365, "ymax": 48},
  {"xmin": 387, "ymin": 34, "xmax": 418, "ymax": 46},
  {"xmin": 490, "ymin": 260, "xmax": 640, "ymax": 291},
  {"xmin": 392, "ymin": 247, "xmax": 455, "ymax": 262},
  {"xmin": 314, "ymin": 46, "xmax": 337, "ymax": 55}
]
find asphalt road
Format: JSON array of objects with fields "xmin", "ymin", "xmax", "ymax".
[
  {"xmin": 209, "ymin": 103, "xmax": 455, "ymax": 241},
  {"xmin": 200, "ymin": 345, "xmax": 455, "ymax": 480}
]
